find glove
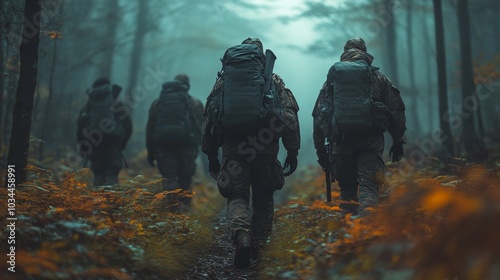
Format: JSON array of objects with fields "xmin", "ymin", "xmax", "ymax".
[
  {"xmin": 208, "ymin": 155, "xmax": 221, "ymax": 180},
  {"xmin": 389, "ymin": 141, "xmax": 404, "ymax": 162},
  {"xmin": 283, "ymin": 152, "xmax": 298, "ymax": 177},
  {"xmin": 147, "ymin": 153, "xmax": 156, "ymax": 167}
]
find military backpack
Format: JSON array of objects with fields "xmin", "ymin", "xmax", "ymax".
[
  {"xmin": 155, "ymin": 80, "xmax": 196, "ymax": 144},
  {"xmin": 325, "ymin": 60, "xmax": 389, "ymax": 137},
  {"xmin": 212, "ymin": 43, "xmax": 282, "ymax": 135},
  {"xmin": 85, "ymin": 84, "xmax": 124, "ymax": 144}
]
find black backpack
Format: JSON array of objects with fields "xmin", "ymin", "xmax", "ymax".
[
  {"xmin": 217, "ymin": 44, "xmax": 269, "ymax": 132},
  {"xmin": 86, "ymin": 84, "xmax": 123, "ymax": 143},
  {"xmin": 326, "ymin": 60, "xmax": 389, "ymax": 136},
  {"xmin": 154, "ymin": 81, "xmax": 195, "ymax": 144}
]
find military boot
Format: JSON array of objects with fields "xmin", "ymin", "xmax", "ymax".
[{"xmin": 234, "ymin": 230, "xmax": 251, "ymax": 268}]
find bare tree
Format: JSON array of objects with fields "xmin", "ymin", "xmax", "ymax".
[
  {"xmin": 0, "ymin": 13, "xmax": 4, "ymax": 143},
  {"xmin": 125, "ymin": 0, "xmax": 149, "ymax": 110},
  {"xmin": 6, "ymin": 0, "xmax": 41, "ymax": 183},
  {"xmin": 433, "ymin": 0, "xmax": 453, "ymax": 156},
  {"xmin": 457, "ymin": 0, "xmax": 486, "ymax": 160},
  {"xmin": 383, "ymin": 0, "xmax": 399, "ymax": 86},
  {"xmin": 101, "ymin": 0, "xmax": 119, "ymax": 79}
]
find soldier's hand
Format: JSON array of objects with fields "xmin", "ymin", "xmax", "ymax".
[
  {"xmin": 317, "ymin": 155, "xmax": 328, "ymax": 171},
  {"xmin": 208, "ymin": 156, "xmax": 221, "ymax": 180},
  {"xmin": 389, "ymin": 142, "xmax": 404, "ymax": 162},
  {"xmin": 147, "ymin": 154, "xmax": 156, "ymax": 167},
  {"xmin": 283, "ymin": 153, "xmax": 298, "ymax": 177}
]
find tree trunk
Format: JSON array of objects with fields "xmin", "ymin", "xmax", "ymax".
[
  {"xmin": 406, "ymin": 1, "xmax": 421, "ymax": 135},
  {"xmin": 39, "ymin": 37, "xmax": 58, "ymax": 160},
  {"xmin": 101, "ymin": 0, "xmax": 119, "ymax": 79},
  {"xmin": 421, "ymin": 10, "xmax": 435, "ymax": 130},
  {"xmin": 0, "ymin": 20, "xmax": 4, "ymax": 144},
  {"xmin": 3, "ymin": 55, "xmax": 19, "ymax": 144},
  {"xmin": 433, "ymin": 0, "xmax": 454, "ymax": 156},
  {"xmin": 457, "ymin": 0, "xmax": 486, "ymax": 160},
  {"xmin": 384, "ymin": 0, "xmax": 399, "ymax": 85},
  {"xmin": 125, "ymin": 0, "xmax": 148, "ymax": 111},
  {"xmin": 6, "ymin": 0, "xmax": 41, "ymax": 184}
]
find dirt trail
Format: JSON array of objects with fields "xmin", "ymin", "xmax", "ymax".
[{"xmin": 184, "ymin": 213, "xmax": 260, "ymax": 280}]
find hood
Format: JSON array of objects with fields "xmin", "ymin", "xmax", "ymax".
[
  {"xmin": 88, "ymin": 84, "xmax": 111, "ymax": 98},
  {"xmin": 340, "ymin": 49, "xmax": 374, "ymax": 66},
  {"xmin": 162, "ymin": 80, "xmax": 189, "ymax": 93}
]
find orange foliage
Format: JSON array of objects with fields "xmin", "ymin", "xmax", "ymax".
[{"xmin": 473, "ymin": 54, "xmax": 500, "ymax": 85}]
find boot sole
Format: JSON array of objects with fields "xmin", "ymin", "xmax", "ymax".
[{"xmin": 234, "ymin": 245, "xmax": 251, "ymax": 268}]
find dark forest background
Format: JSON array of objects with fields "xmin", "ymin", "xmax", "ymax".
[{"xmin": 0, "ymin": 0, "xmax": 499, "ymax": 178}]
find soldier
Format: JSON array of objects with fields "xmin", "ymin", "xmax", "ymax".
[
  {"xmin": 77, "ymin": 77, "xmax": 132, "ymax": 186},
  {"xmin": 146, "ymin": 74, "xmax": 203, "ymax": 204},
  {"xmin": 202, "ymin": 38, "xmax": 301, "ymax": 268},
  {"xmin": 313, "ymin": 38, "xmax": 406, "ymax": 217}
]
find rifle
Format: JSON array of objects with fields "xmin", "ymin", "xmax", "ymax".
[
  {"xmin": 264, "ymin": 49, "xmax": 276, "ymax": 92},
  {"xmin": 324, "ymin": 137, "xmax": 334, "ymax": 202},
  {"xmin": 263, "ymin": 49, "xmax": 284, "ymax": 122}
]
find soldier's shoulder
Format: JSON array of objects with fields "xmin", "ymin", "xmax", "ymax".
[
  {"xmin": 372, "ymin": 69, "xmax": 392, "ymax": 84},
  {"xmin": 272, "ymin": 73, "xmax": 285, "ymax": 84}
]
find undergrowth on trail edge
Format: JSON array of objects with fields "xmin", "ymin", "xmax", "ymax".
[
  {"xmin": 259, "ymin": 159, "xmax": 500, "ymax": 280},
  {"xmin": 0, "ymin": 166, "xmax": 224, "ymax": 279}
]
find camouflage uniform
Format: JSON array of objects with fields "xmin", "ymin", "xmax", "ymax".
[
  {"xmin": 77, "ymin": 87, "xmax": 132, "ymax": 186},
  {"xmin": 313, "ymin": 41, "xmax": 406, "ymax": 215},
  {"xmin": 202, "ymin": 73, "xmax": 300, "ymax": 247},
  {"xmin": 146, "ymin": 84, "xmax": 203, "ymax": 192}
]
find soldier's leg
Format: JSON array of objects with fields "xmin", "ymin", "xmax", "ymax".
[
  {"xmin": 104, "ymin": 146, "xmax": 123, "ymax": 185},
  {"xmin": 335, "ymin": 153, "xmax": 359, "ymax": 214},
  {"xmin": 250, "ymin": 156, "xmax": 283, "ymax": 253},
  {"xmin": 90, "ymin": 148, "xmax": 106, "ymax": 186},
  {"xmin": 176, "ymin": 147, "xmax": 197, "ymax": 209},
  {"xmin": 178, "ymin": 146, "xmax": 197, "ymax": 190},
  {"xmin": 357, "ymin": 148, "xmax": 386, "ymax": 212},
  {"xmin": 218, "ymin": 156, "xmax": 252, "ymax": 268},
  {"xmin": 218, "ymin": 156, "xmax": 252, "ymax": 241},
  {"xmin": 156, "ymin": 146, "xmax": 179, "ymax": 191}
]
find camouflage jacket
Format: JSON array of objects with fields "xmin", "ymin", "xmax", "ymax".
[
  {"xmin": 202, "ymin": 73, "xmax": 300, "ymax": 158},
  {"xmin": 146, "ymin": 93, "xmax": 203, "ymax": 153},
  {"xmin": 312, "ymin": 49, "xmax": 406, "ymax": 157}
]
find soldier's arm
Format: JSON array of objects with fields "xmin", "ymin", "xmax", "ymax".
[
  {"xmin": 146, "ymin": 100, "xmax": 158, "ymax": 154},
  {"xmin": 274, "ymin": 74, "xmax": 300, "ymax": 156},
  {"xmin": 201, "ymin": 80, "xmax": 221, "ymax": 158},
  {"xmin": 379, "ymin": 74, "xmax": 406, "ymax": 142},
  {"xmin": 312, "ymin": 83, "xmax": 328, "ymax": 163},
  {"xmin": 193, "ymin": 98, "xmax": 204, "ymax": 133}
]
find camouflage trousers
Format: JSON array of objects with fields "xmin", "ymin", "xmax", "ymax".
[
  {"xmin": 216, "ymin": 154, "xmax": 284, "ymax": 247},
  {"xmin": 334, "ymin": 146, "xmax": 386, "ymax": 214},
  {"xmin": 89, "ymin": 145, "xmax": 123, "ymax": 186},
  {"xmin": 156, "ymin": 145, "xmax": 197, "ymax": 192}
]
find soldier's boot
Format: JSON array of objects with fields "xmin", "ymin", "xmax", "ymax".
[
  {"xmin": 250, "ymin": 238, "xmax": 265, "ymax": 266},
  {"xmin": 234, "ymin": 230, "xmax": 251, "ymax": 268}
]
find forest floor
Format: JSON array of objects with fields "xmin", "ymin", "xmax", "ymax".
[{"xmin": 1, "ymin": 147, "xmax": 500, "ymax": 279}]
